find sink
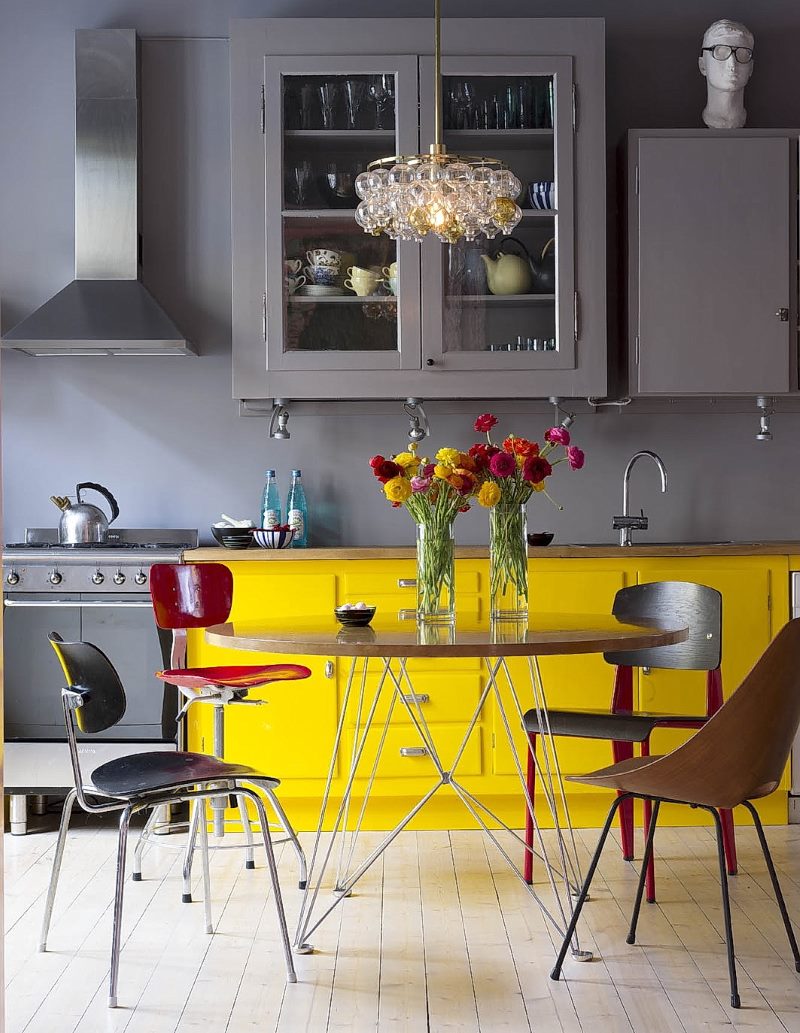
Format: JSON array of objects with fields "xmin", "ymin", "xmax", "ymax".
[{"xmin": 567, "ymin": 541, "xmax": 737, "ymax": 548}]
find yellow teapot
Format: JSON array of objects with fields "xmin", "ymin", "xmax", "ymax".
[{"xmin": 481, "ymin": 240, "xmax": 533, "ymax": 295}]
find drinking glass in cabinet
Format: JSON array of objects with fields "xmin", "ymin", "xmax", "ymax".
[
  {"xmin": 368, "ymin": 74, "xmax": 395, "ymax": 130},
  {"xmin": 285, "ymin": 160, "xmax": 314, "ymax": 208},
  {"xmin": 344, "ymin": 79, "xmax": 367, "ymax": 131}
]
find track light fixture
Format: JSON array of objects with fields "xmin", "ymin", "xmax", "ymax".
[
  {"xmin": 755, "ymin": 395, "xmax": 773, "ymax": 442},
  {"xmin": 268, "ymin": 399, "xmax": 291, "ymax": 440},
  {"xmin": 404, "ymin": 398, "xmax": 430, "ymax": 442}
]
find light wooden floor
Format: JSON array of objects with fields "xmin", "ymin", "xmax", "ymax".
[{"xmin": 5, "ymin": 811, "xmax": 800, "ymax": 1032}]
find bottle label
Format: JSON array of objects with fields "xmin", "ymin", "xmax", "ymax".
[
  {"xmin": 264, "ymin": 509, "xmax": 280, "ymax": 529},
  {"xmin": 288, "ymin": 509, "xmax": 304, "ymax": 537}
]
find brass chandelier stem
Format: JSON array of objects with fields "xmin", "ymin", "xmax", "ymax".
[{"xmin": 433, "ymin": 0, "xmax": 442, "ymax": 151}]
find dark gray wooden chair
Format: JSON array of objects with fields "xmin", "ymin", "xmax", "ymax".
[
  {"xmin": 40, "ymin": 633, "xmax": 296, "ymax": 1008},
  {"xmin": 523, "ymin": 581, "xmax": 736, "ymax": 901}
]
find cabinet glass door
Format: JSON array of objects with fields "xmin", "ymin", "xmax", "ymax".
[
  {"xmin": 264, "ymin": 55, "xmax": 421, "ymax": 372},
  {"xmin": 419, "ymin": 56, "xmax": 575, "ymax": 371}
]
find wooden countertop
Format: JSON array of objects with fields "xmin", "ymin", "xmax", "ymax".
[{"xmin": 184, "ymin": 541, "xmax": 800, "ymax": 561}]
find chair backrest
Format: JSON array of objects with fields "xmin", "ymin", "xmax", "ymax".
[
  {"xmin": 149, "ymin": 562, "xmax": 233, "ymax": 630},
  {"xmin": 604, "ymin": 581, "xmax": 721, "ymax": 671},
  {"xmin": 48, "ymin": 632, "xmax": 126, "ymax": 733},
  {"xmin": 630, "ymin": 617, "xmax": 800, "ymax": 807}
]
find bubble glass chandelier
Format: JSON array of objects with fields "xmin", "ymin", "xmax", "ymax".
[{"xmin": 354, "ymin": 0, "xmax": 522, "ymax": 244}]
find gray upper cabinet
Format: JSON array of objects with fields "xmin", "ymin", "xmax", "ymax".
[
  {"xmin": 230, "ymin": 18, "xmax": 606, "ymax": 401},
  {"xmin": 629, "ymin": 130, "xmax": 797, "ymax": 396}
]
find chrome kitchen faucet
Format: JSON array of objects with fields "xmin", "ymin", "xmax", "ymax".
[{"xmin": 613, "ymin": 450, "xmax": 668, "ymax": 546}]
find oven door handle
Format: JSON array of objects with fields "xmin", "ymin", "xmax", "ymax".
[{"xmin": 3, "ymin": 599, "xmax": 153, "ymax": 608}]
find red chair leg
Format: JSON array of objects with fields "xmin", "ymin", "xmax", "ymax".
[
  {"xmin": 523, "ymin": 732, "xmax": 537, "ymax": 884},
  {"xmin": 707, "ymin": 668, "xmax": 737, "ymax": 875},
  {"xmin": 611, "ymin": 665, "xmax": 635, "ymax": 861},
  {"xmin": 641, "ymin": 736, "xmax": 656, "ymax": 902}
]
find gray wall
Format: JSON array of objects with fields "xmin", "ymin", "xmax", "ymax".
[{"xmin": 2, "ymin": 0, "xmax": 800, "ymax": 546}]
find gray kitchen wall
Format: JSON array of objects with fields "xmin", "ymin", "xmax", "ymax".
[{"xmin": 2, "ymin": 0, "xmax": 800, "ymax": 546}]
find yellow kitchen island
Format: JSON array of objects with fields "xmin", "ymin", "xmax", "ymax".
[{"xmin": 182, "ymin": 543, "xmax": 797, "ymax": 830}]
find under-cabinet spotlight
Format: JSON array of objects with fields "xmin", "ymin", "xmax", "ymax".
[
  {"xmin": 548, "ymin": 396, "xmax": 575, "ymax": 431},
  {"xmin": 268, "ymin": 399, "xmax": 291, "ymax": 440},
  {"xmin": 404, "ymin": 398, "xmax": 430, "ymax": 442},
  {"xmin": 756, "ymin": 395, "xmax": 773, "ymax": 442}
]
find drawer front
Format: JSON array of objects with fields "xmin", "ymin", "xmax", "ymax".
[
  {"xmin": 346, "ymin": 669, "xmax": 484, "ymax": 726},
  {"xmin": 347, "ymin": 723, "xmax": 483, "ymax": 779}
]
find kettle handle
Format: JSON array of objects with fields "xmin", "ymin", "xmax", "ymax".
[
  {"xmin": 76, "ymin": 482, "xmax": 120, "ymax": 525},
  {"xmin": 495, "ymin": 235, "xmax": 536, "ymax": 271}
]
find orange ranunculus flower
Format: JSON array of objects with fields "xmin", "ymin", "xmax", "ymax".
[
  {"xmin": 458, "ymin": 453, "xmax": 477, "ymax": 472},
  {"xmin": 448, "ymin": 473, "xmax": 465, "ymax": 491},
  {"xmin": 503, "ymin": 435, "xmax": 539, "ymax": 457}
]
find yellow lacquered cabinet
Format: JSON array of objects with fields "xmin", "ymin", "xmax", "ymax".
[{"xmin": 186, "ymin": 553, "xmax": 789, "ymax": 829}]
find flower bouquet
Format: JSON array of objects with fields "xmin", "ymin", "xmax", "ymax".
[
  {"xmin": 471, "ymin": 412, "xmax": 585, "ymax": 619},
  {"xmin": 369, "ymin": 444, "xmax": 477, "ymax": 622}
]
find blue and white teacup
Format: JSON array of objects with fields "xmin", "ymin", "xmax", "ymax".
[
  {"xmin": 528, "ymin": 181, "xmax": 556, "ymax": 210},
  {"xmin": 304, "ymin": 264, "xmax": 338, "ymax": 286}
]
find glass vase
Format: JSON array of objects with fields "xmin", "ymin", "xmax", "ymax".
[
  {"xmin": 416, "ymin": 519, "xmax": 456, "ymax": 624},
  {"xmin": 489, "ymin": 502, "xmax": 528, "ymax": 620}
]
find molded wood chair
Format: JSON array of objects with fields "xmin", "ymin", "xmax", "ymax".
[
  {"xmin": 41, "ymin": 633, "xmax": 296, "ymax": 1008},
  {"xmin": 140, "ymin": 561, "xmax": 311, "ymax": 896},
  {"xmin": 551, "ymin": 616, "xmax": 800, "ymax": 1009},
  {"xmin": 523, "ymin": 582, "xmax": 736, "ymax": 902}
]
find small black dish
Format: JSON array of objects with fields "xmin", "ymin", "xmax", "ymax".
[
  {"xmin": 527, "ymin": 531, "xmax": 554, "ymax": 547},
  {"xmin": 211, "ymin": 525, "xmax": 255, "ymax": 549},
  {"xmin": 334, "ymin": 605, "xmax": 376, "ymax": 627}
]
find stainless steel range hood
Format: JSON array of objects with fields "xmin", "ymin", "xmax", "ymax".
[{"xmin": 2, "ymin": 30, "xmax": 194, "ymax": 356}]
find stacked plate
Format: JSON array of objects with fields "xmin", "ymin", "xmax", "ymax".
[{"xmin": 299, "ymin": 284, "xmax": 344, "ymax": 297}]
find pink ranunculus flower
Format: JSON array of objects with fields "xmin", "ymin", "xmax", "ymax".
[
  {"xmin": 567, "ymin": 446, "xmax": 585, "ymax": 470},
  {"xmin": 489, "ymin": 451, "xmax": 516, "ymax": 478},
  {"xmin": 544, "ymin": 426, "xmax": 571, "ymax": 446},
  {"xmin": 410, "ymin": 475, "xmax": 431, "ymax": 493}
]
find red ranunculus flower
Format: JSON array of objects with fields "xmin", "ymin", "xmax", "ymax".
[
  {"xmin": 459, "ymin": 504, "xmax": 471, "ymax": 513},
  {"xmin": 566, "ymin": 446, "xmax": 585, "ymax": 470},
  {"xmin": 474, "ymin": 413, "xmax": 498, "ymax": 433},
  {"xmin": 375, "ymin": 459, "xmax": 401, "ymax": 483},
  {"xmin": 369, "ymin": 454, "xmax": 385, "ymax": 469},
  {"xmin": 489, "ymin": 452, "xmax": 516, "ymax": 478},
  {"xmin": 391, "ymin": 500, "xmax": 402, "ymax": 508},
  {"xmin": 545, "ymin": 426, "xmax": 571, "ymax": 446},
  {"xmin": 522, "ymin": 455, "xmax": 552, "ymax": 484},
  {"xmin": 422, "ymin": 463, "xmax": 436, "ymax": 478}
]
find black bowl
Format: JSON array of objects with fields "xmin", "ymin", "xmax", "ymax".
[
  {"xmin": 211, "ymin": 525, "xmax": 255, "ymax": 549},
  {"xmin": 334, "ymin": 605, "xmax": 376, "ymax": 626},
  {"xmin": 527, "ymin": 531, "xmax": 554, "ymax": 547}
]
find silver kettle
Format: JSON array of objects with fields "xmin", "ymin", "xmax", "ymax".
[{"xmin": 50, "ymin": 482, "xmax": 120, "ymax": 545}]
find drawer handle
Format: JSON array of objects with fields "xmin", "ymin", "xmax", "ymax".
[
  {"xmin": 397, "ymin": 578, "xmax": 417, "ymax": 588},
  {"xmin": 324, "ymin": 661, "xmax": 335, "ymax": 679},
  {"xmin": 399, "ymin": 746, "xmax": 428, "ymax": 757},
  {"xmin": 402, "ymin": 693, "xmax": 430, "ymax": 705},
  {"xmin": 398, "ymin": 608, "xmax": 417, "ymax": 621}
]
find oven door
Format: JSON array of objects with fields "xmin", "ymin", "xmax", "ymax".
[{"xmin": 3, "ymin": 593, "xmax": 176, "ymax": 743}]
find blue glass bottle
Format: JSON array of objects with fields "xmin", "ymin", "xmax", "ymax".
[
  {"xmin": 260, "ymin": 470, "xmax": 281, "ymax": 529},
  {"xmin": 286, "ymin": 469, "xmax": 308, "ymax": 547}
]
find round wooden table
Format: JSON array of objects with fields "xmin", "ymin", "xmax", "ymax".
[{"xmin": 206, "ymin": 613, "xmax": 686, "ymax": 957}]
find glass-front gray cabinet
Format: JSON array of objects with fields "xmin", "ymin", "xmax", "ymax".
[
  {"xmin": 231, "ymin": 18, "xmax": 606, "ymax": 400},
  {"xmin": 629, "ymin": 129, "xmax": 798, "ymax": 395}
]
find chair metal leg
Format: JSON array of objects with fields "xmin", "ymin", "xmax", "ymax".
[
  {"xmin": 39, "ymin": 788, "xmax": 77, "ymax": 952},
  {"xmin": 720, "ymin": 807, "xmax": 738, "ymax": 876},
  {"xmin": 703, "ymin": 805, "xmax": 740, "ymax": 1009},
  {"xmin": 742, "ymin": 801, "xmax": 800, "ymax": 971},
  {"xmin": 132, "ymin": 806, "xmax": 159, "ymax": 882},
  {"xmin": 237, "ymin": 794, "xmax": 256, "ymax": 870},
  {"xmin": 198, "ymin": 799, "xmax": 214, "ymax": 934},
  {"xmin": 108, "ymin": 806, "xmax": 132, "ymax": 1009},
  {"xmin": 612, "ymin": 739, "xmax": 635, "ymax": 861},
  {"xmin": 182, "ymin": 798, "xmax": 202, "ymax": 903},
  {"xmin": 523, "ymin": 732, "xmax": 536, "ymax": 884},
  {"xmin": 551, "ymin": 794, "xmax": 628, "ymax": 981},
  {"xmin": 262, "ymin": 784, "xmax": 308, "ymax": 889},
  {"xmin": 242, "ymin": 787, "xmax": 297, "ymax": 983},
  {"xmin": 640, "ymin": 737, "xmax": 656, "ymax": 903},
  {"xmin": 211, "ymin": 705, "xmax": 226, "ymax": 837},
  {"xmin": 627, "ymin": 799, "xmax": 660, "ymax": 944}
]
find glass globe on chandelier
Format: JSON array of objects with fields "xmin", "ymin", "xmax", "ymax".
[{"xmin": 354, "ymin": 0, "xmax": 522, "ymax": 245}]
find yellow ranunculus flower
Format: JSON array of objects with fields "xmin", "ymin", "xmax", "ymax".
[
  {"xmin": 433, "ymin": 463, "xmax": 452, "ymax": 480},
  {"xmin": 515, "ymin": 453, "xmax": 525, "ymax": 468},
  {"xmin": 478, "ymin": 481, "xmax": 501, "ymax": 508},
  {"xmin": 384, "ymin": 476, "xmax": 412, "ymax": 503},
  {"xmin": 393, "ymin": 451, "xmax": 420, "ymax": 470},
  {"xmin": 435, "ymin": 447, "xmax": 460, "ymax": 465},
  {"xmin": 532, "ymin": 481, "xmax": 546, "ymax": 492}
]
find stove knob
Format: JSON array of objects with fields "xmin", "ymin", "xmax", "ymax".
[
  {"xmin": 91, "ymin": 570, "xmax": 105, "ymax": 585},
  {"xmin": 134, "ymin": 570, "xmax": 147, "ymax": 586},
  {"xmin": 48, "ymin": 570, "xmax": 63, "ymax": 586},
  {"xmin": 113, "ymin": 570, "xmax": 126, "ymax": 586},
  {"xmin": 5, "ymin": 570, "xmax": 19, "ymax": 586}
]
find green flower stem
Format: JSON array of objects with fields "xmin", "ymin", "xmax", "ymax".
[{"xmin": 490, "ymin": 503, "xmax": 528, "ymax": 613}]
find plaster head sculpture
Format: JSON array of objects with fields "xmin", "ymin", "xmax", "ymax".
[{"xmin": 699, "ymin": 19, "xmax": 754, "ymax": 129}]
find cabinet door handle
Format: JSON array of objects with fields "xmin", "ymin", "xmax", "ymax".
[
  {"xmin": 397, "ymin": 578, "xmax": 417, "ymax": 588},
  {"xmin": 324, "ymin": 660, "xmax": 335, "ymax": 679},
  {"xmin": 401, "ymin": 693, "xmax": 430, "ymax": 705},
  {"xmin": 776, "ymin": 307, "xmax": 789, "ymax": 321},
  {"xmin": 399, "ymin": 746, "xmax": 428, "ymax": 757}
]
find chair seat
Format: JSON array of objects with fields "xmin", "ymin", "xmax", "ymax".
[
  {"xmin": 90, "ymin": 750, "xmax": 279, "ymax": 799},
  {"xmin": 523, "ymin": 707, "xmax": 708, "ymax": 743},
  {"xmin": 157, "ymin": 663, "xmax": 311, "ymax": 691}
]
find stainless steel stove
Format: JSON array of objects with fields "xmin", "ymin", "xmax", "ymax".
[{"xmin": 3, "ymin": 528, "xmax": 198, "ymax": 833}]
